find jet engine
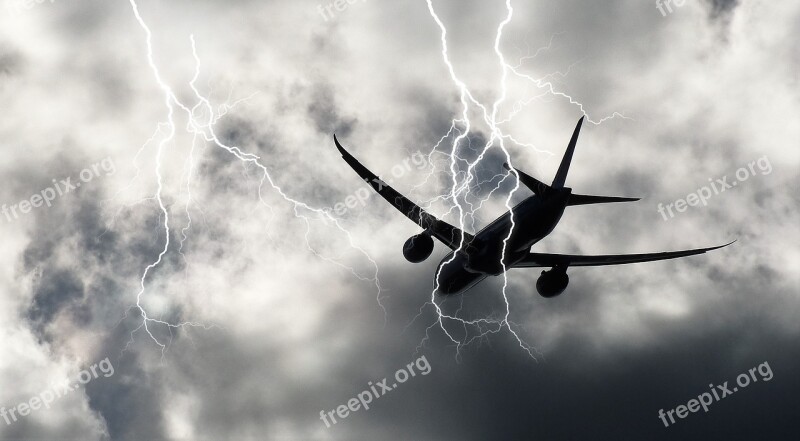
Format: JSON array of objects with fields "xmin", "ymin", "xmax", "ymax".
[
  {"xmin": 402, "ymin": 233, "xmax": 434, "ymax": 263},
  {"xmin": 536, "ymin": 267, "xmax": 569, "ymax": 298}
]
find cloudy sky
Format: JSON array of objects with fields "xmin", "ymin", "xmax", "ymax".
[{"xmin": 0, "ymin": 0, "xmax": 798, "ymax": 439}]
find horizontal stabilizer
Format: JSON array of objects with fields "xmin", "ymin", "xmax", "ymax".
[
  {"xmin": 567, "ymin": 194, "xmax": 640, "ymax": 206},
  {"xmin": 503, "ymin": 163, "xmax": 550, "ymax": 195}
]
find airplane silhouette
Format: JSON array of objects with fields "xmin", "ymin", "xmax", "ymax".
[{"xmin": 334, "ymin": 116, "xmax": 733, "ymax": 297}]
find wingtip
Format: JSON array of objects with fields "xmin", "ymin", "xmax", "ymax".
[
  {"xmin": 710, "ymin": 240, "xmax": 737, "ymax": 251},
  {"xmin": 333, "ymin": 133, "xmax": 346, "ymax": 154}
]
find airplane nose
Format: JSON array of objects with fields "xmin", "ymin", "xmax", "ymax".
[
  {"xmin": 437, "ymin": 277, "xmax": 463, "ymax": 295},
  {"xmin": 436, "ymin": 278, "xmax": 464, "ymax": 296},
  {"xmin": 435, "ymin": 266, "xmax": 485, "ymax": 296},
  {"xmin": 436, "ymin": 284, "xmax": 454, "ymax": 295}
]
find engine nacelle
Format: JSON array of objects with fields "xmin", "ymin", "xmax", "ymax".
[
  {"xmin": 402, "ymin": 234, "xmax": 434, "ymax": 263},
  {"xmin": 536, "ymin": 267, "xmax": 569, "ymax": 298}
]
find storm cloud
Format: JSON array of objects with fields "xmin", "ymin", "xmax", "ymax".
[{"xmin": 0, "ymin": 0, "xmax": 798, "ymax": 440}]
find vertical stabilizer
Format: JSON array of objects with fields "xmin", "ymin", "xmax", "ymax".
[{"xmin": 552, "ymin": 116, "xmax": 584, "ymax": 189}]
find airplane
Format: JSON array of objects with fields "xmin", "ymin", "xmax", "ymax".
[{"xmin": 333, "ymin": 116, "xmax": 734, "ymax": 297}]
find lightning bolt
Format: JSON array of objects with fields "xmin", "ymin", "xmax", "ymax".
[
  {"xmin": 119, "ymin": 0, "xmax": 385, "ymax": 358},
  {"xmin": 117, "ymin": 0, "xmax": 627, "ymax": 362},
  {"xmin": 415, "ymin": 0, "xmax": 629, "ymax": 360}
]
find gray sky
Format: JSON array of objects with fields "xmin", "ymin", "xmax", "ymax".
[{"xmin": 0, "ymin": 0, "xmax": 798, "ymax": 439}]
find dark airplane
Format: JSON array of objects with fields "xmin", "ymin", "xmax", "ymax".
[{"xmin": 333, "ymin": 117, "xmax": 733, "ymax": 297}]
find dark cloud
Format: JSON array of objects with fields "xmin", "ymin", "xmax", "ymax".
[
  {"xmin": 26, "ymin": 269, "xmax": 85, "ymax": 334},
  {"xmin": 86, "ymin": 325, "xmax": 170, "ymax": 441},
  {"xmin": 0, "ymin": 45, "xmax": 23, "ymax": 76},
  {"xmin": 706, "ymin": 0, "xmax": 740, "ymax": 19},
  {"xmin": 307, "ymin": 83, "xmax": 357, "ymax": 138},
  {"xmin": 1, "ymin": 0, "xmax": 798, "ymax": 440}
]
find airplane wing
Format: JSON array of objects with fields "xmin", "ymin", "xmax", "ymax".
[
  {"xmin": 513, "ymin": 241, "xmax": 735, "ymax": 268},
  {"xmin": 334, "ymin": 135, "xmax": 474, "ymax": 250}
]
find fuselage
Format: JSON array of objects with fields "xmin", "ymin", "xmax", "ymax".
[{"xmin": 435, "ymin": 189, "xmax": 572, "ymax": 295}]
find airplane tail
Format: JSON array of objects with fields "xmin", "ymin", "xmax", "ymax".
[
  {"xmin": 552, "ymin": 116, "xmax": 584, "ymax": 189},
  {"xmin": 505, "ymin": 116, "xmax": 639, "ymax": 205}
]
